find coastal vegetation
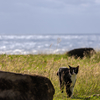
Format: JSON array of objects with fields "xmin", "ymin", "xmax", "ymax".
[{"xmin": 0, "ymin": 52, "xmax": 100, "ymax": 100}]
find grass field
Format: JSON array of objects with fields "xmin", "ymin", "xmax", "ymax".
[{"xmin": 0, "ymin": 52, "xmax": 100, "ymax": 100}]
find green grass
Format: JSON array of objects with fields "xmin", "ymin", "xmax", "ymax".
[{"xmin": 0, "ymin": 52, "xmax": 100, "ymax": 100}]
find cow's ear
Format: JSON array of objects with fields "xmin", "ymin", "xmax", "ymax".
[
  {"xmin": 68, "ymin": 65, "xmax": 71, "ymax": 68},
  {"xmin": 77, "ymin": 66, "xmax": 79, "ymax": 69}
]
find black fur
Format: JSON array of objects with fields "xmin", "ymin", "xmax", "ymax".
[
  {"xmin": 0, "ymin": 71, "xmax": 55, "ymax": 100},
  {"xmin": 67, "ymin": 48, "xmax": 96, "ymax": 58},
  {"xmin": 57, "ymin": 65, "xmax": 79, "ymax": 98},
  {"xmin": 69, "ymin": 65, "xmax": 79, "ymax": 75}
]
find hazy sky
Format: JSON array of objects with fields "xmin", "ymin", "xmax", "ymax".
[{"xmin": 0, "ymin": 0, "xmax": 100, "ymax": 34}]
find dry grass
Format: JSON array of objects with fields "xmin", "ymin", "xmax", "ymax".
[{"xmin": 0, "ymin": 52, "xmax": 100, "ymax": 100}]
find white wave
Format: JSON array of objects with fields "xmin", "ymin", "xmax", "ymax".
[
  {"xmin": 0, "ymin": 34, "xmax": 100, "ymax": 54},
  {"xmin": 0, "ymin": 46, "xmax": 6, "ymax": 49},
  {"xmin": 0, "ymin": 35, "xmax": 53, "ymax": 41},
  {"xmin": 0, "ymin": 35, "xmax": 31, "ymax": 40},
  {"xmin": 0, "ymin": 35, "xmax": 82, "ymax": 42},
  {"xmin": 45, "ymin": 44, "xmax": 50, "ymax": 47}
]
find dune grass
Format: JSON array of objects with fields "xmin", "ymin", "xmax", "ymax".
[{"xmin": 0, "ymin": 52, "xmax": 100, "ymax": 100}]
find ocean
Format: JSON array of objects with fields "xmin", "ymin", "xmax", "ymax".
[{"xmin": 0, "ymin": 34, "xmax": 100, "ymax": 55}]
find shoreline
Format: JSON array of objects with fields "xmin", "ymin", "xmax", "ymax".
[{"xmin": 0, "ymin": 49, "xmax": 100, "ymax": 55}]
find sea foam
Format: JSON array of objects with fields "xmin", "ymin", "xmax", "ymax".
[{"xmin": 0, "ymin": 34, "xmax": 100, "ymax": 54}]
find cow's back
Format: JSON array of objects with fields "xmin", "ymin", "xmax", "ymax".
[{"xmin": 0, "ymin": 71, "xmax": 55, "ymax": 100}]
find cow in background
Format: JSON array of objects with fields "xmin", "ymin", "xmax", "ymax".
[{"xmin": 67, "ymin": 48, "xmax": 96, "ymax": 58}]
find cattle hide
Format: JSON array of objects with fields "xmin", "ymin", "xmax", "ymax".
[{"xmin": 0, "ymin": 71, "xmax": 55, "ymax": 100}]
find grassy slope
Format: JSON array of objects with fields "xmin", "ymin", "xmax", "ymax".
[{"xmin": 0, "ymin": 52, "xmax": 100, "ymax": 100}]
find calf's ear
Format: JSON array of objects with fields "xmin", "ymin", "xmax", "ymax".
[
  {"xmin": 57, "ymin": 72, "xmax": 58, "ymax": 76},
  {"xmin": 68, "ymin": 65, "xmax": 71, "ymax": 68},
  {"xmin": 77, "ymin": 66, "xmax": 79, "ymax": 69}
]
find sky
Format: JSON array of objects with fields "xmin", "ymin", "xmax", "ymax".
[{"xmin": 0, "ymin": 0, "xmax": 100, "ymax": 34}]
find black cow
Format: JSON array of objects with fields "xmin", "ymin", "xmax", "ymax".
[
  {"xmin": 0, "ymin": 71, "xmax": 55, "ymax": 100},
  {"xmin": 67, "ymin": 48, "xmax": 96, "ymax": 58}
]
